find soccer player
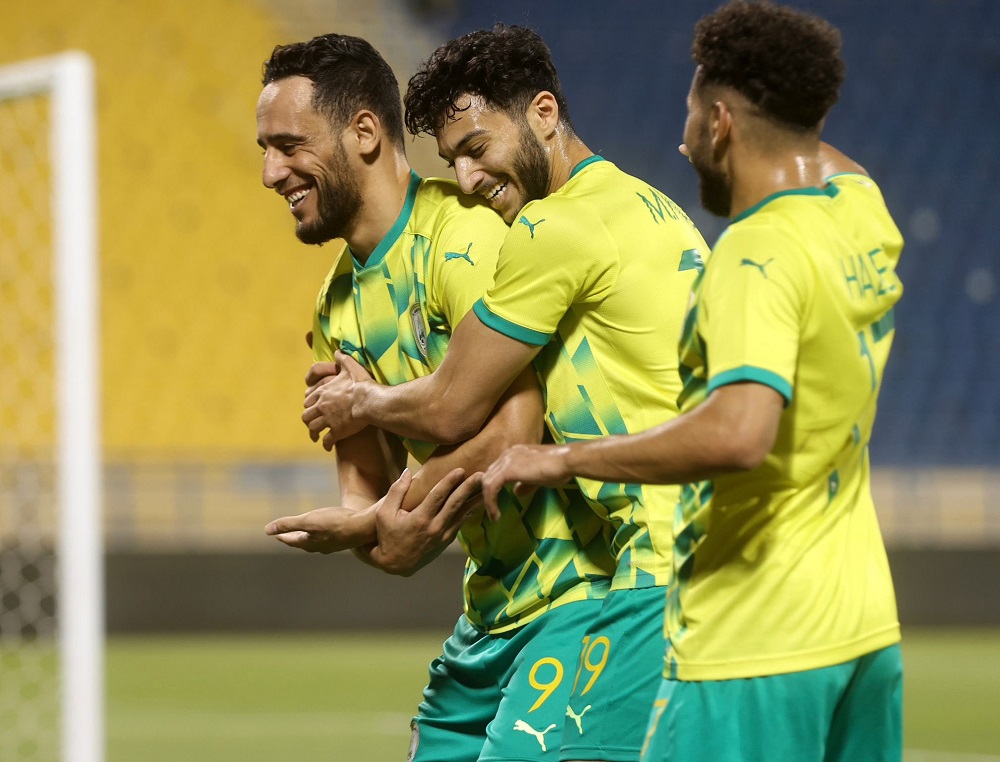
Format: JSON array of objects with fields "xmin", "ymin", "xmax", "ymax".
[
  {"xmin": 481, "ymin": 3, "xmax": 905, "ymax": 761},
  {"xmin": 257, "ymin": 34, "xmax": 617, "ymax": 762},
  {"xmin": 300, "ymin": 25, "xmax": 710, "ymax": 762}
]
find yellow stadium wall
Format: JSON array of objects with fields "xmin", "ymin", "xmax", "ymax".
[{"xmin": 1, "ymin": 0, "xmax": 339, "ymax": 459}]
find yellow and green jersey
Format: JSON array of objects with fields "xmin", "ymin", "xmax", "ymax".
[
  {"xmin": 473, "ymin": 156, "xmax": 710, "ymax": 590},
  {"xmin": 666, "ymin": 173, "xmax": 904, "ymax": 681},
  {"xmin": 313, "ymin": 172, "xmax": 616, "ymax": 634}
]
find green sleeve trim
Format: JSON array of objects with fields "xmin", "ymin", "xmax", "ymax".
[
  {"xmin": 472, "ymin": 299, "xmax": 551, "ymax": 346},
  {"xmin": 708, "ymin": 365, "xmax": 793, "ymax": 404},
  {"xmin": 871, "ymin": 307, "xmax": 895, "ymax": 342}
]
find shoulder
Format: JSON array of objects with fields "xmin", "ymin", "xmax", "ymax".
[{"xmin": 414, "ymin": 177, "xmax": 508, "ymax": 236}]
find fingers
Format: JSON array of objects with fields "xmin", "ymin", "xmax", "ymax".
[
  {"xmin": 305, "ymin": 361, "xmax": 340, "ymax": 387},
  {"xmin": 481, "ymin": 466, "xmax": 505, "ymax": 522},
  {"xmin": 378, "ymin": 468, "xmax": 414, "ymax": 514},
  {"xmin": 409, "ymin": 467, "xmax": 466, "ymax": 519},
  {"xmin": 435, "ymin": 472, "xmax": 484, "ymax": 538},
  {"xmin": 335, "ymin": 350, "xmax": 372, "ymax": 382},
  {"xmin": 265, "ymin": 514, "xmax": 307, "ymax": 536},
  {"xmin": 305, "ymin": 330, "xmax": 313, "ymax": 349}
]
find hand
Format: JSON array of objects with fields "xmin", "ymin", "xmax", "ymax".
[
  {"xmin": 302, "ymin": 353, "xmax": 374, "ymax": 449},
  {"xmin": 364, "ymin": 467, "xmax": 484, "ymax": 576},
  {"xmin": 481, "ymin": 444, "xmax": 572, "ymax": 520},
  {"xmin": 264, "ymin": 504, "xmax": 375, "ymax": 554}
]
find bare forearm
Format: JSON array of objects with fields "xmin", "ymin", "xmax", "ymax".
[
  {"xmin": 353, "ymin": 313, "xmax": 539, "ymax": 445},
  {"xmin": 405, "ymin": 368, "xmax": 544, "ymax": 508},
  {"xmin": 352, "ymin": 373, "xmax": 484, "ymax": 445},
  {"xmin": 563, "ymin": 384, "xmax": 783, "ymax": 485}
]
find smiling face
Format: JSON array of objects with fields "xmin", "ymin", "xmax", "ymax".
[
  {"xmin": 680, "ymin": 70, "xmax": 732, "ymax": 219},
  {"xmin": 434, "ymin": 94, "xmax": 550, "ymax": 224},
  {"xmin": 256, "ymin": 76, "xmax": 362, "ymax": 245}
]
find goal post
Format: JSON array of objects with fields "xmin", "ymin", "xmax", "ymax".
[{"xmin": 0, "ymin": 52, "xmax": 103, "ymax": 762}]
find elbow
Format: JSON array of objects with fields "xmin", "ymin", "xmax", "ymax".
[
  {"xmin": 713, "ymin": 431, "xmax": 772, "ymax": 472},
  {"xmin": 425, "ymin": 399, "xmax": 488, "ymax": 445}
]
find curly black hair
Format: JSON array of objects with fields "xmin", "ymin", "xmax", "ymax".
[
  {"xmin": 692, "ymin": 0, "xmax": 845, "ymax": 130},
  {"xmin": 262, "ymin": 33, "xmax": 405, "ymax": 147},
  {"xmin": 404, "ymin": 24, "xmax": 572, "ymax": 136}
]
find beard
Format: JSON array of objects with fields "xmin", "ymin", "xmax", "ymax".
[
  {"xmin": 511, "ymin": 124, "xmax": 550, "ymax": 212},
  {"xmin": 690, "ymin": 150, "xmax": 731, "ymax": 218},
  {"xmin": 296, "ymin": 147, "xmax": 363, "ymax": 245}
]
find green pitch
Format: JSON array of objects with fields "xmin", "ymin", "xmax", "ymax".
[{"xmin": 104, "ymin": 628, "xmax": 1000, "ymax": 761}]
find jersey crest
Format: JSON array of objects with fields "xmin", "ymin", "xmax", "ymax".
[{"xmin": 409, "ymin": 303, "xmax": 428, "ymax": 358}]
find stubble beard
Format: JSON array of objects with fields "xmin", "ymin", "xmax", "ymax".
[
  {"xmin": 296, "ymin": 149, "xmax": 363, "ymax": 245},
  {"xmin": 510, "ymin": 124, "xmax": 551, "ymax": 215}
]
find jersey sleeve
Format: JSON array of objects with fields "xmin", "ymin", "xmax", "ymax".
[
  {"xmin": 427, "ymin": 199, "xmax": 509, "ymax": 330},
  {"xmin": 699, "ymin": 224, "xmax": 812, "ymax": 403},
  {"xmin": 474, "ymin": 198, "xmax": 619, "ymax": 345}
]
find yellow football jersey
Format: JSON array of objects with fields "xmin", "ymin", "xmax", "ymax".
[
  {"xmin": 474, "ymin": 156, "xmax": 710, "ymax": 590},
  {"xmin": 667, "ymin": 173, "xmax": 904, "ymax": 680},
  {"xmin": 313, "ymin": 172, "xmax": 616, "ymax": 633}
]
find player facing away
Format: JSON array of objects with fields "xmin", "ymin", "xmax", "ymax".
[
  {"xmin": 257, "ymin": 34, "xmax": 618, "ymax": 762},
  {"xmin": 481, "ymin": 3, "xmax": 905, "ymax": 761},
  {"xmin": 300, "ymin": 24, "xmax": 711, "ymax": 762}
]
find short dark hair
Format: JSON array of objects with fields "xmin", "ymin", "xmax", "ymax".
[
  {"xmin": 262, "ymin": 33, "xmax": 405, "ymax": 147},
  {"xmin": 404, "ymin": 23, "xmax": 573, "ymax": 136},
  {"xmin": 692, "ymin": 0, "xmax": 845, "ymax": 131}
]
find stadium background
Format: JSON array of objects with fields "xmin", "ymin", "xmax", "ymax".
[{"xmin": 1, "ymin": 0, "xmax": 998, "ymax": 759}]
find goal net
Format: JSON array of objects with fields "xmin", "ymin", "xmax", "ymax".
[{"xmin": 0, "ymin": 53, "xmax": 102, "ymax": 762}]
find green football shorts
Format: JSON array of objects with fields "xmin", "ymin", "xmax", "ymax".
[
  {"xmin": 558, "ymin": 586, "xmax": 668, "ymax": 762},
  {"xmin": 640, "ymin": 643, "xmax": 903, "ymax": 762},
  {"xmin": 410, "ymin": 597, "xmax": 606, "ymax": 762}
]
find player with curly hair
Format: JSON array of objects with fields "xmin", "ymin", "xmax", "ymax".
[
  {"xmin": 481, "ymin": 3, "xmax": 905, "ymax": 760},
  {"xmin": 301, "ymin": 22, "xmax": 710, "ymax": 762}
]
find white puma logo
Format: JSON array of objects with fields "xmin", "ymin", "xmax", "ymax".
[
  {"xmin": 513, "ymin": 719, "xmax": 558, "ymax": 751},
  {"xmin": 566, "ymin": 703, "xmax": 592, "ymax": 734}
]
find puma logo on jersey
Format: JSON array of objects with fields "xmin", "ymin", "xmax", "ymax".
[
  {"xmin": 518, "ymin": 215, "xmax": 545, "ymax": 238},
  {"xmin": 444, "ymin": 242, "xmax": 474, "ymax": 265},
  {"xmin": 513, "ymin": 720, "xmax": 558, "ymax": 751},
  {"xmin": 566, "ymin": 704, "xmax": 593, "ymax": 734},
  {"xmin": 740, "ymin": 257, "xmax": 775, "ymax": 278}
]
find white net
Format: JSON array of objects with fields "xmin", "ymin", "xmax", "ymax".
[{"xmin": 0, "ymin": 87, "xmax": 60, "ymax": 762}]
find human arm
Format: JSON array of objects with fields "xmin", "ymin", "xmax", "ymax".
[
  {"xmin": 272, "ymin": 365, "xmax": 547, "ymax": 572},
  {"xmin": 303, "ymin": 311, "xmax": 542, "ymax": 447},
  {"xmin": 482, "ymin": 382, "xmax": 783, "ymax": 515}
]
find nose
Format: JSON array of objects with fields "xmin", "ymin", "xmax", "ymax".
[
  {"xmin": 678, "ymin": 143, "xmax": 690, "ymax": 158},
  {"xmin": 261, "ymin": 149, "xmax": 289, "ymax": 190},
  {"xmin": 452, "ymin": 157, "xmax": 484, "ymax": 196}
]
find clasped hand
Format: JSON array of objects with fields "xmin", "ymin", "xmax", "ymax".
[
  {"xmin": 265, "ymin": 468, "xmax": 485, "ymax": 576},
  {"xmin": 302, "ymin": 351, "xmax": 373, "ymax": 450}
]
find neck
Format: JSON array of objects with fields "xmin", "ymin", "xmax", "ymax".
[
  {"xmin": 545, "ymin": 127, "xmax": 593, "ymax": 195},
  {"xmin": 344, "ymin": 150, "xmax": 413, "ymax": 263},
  {"xmin": 728, "ymin": 143, "xmax": 824, "ymax": 220}
]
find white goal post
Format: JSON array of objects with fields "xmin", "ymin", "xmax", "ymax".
[{"xmin": 0, "ymin": 52, "xmax": 103, "ymax": 762}]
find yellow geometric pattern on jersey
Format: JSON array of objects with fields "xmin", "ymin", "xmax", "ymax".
[
  {"xmin": 474, "ymin": 157, "xmax": 710, "ymax": 590},
  {"xmin": 667, "ymin": 173, "xmax": 904, "ymax": 680},
  {"xmin": 313, "ymin": 172, "xmax": 615, "ymax": 634}
]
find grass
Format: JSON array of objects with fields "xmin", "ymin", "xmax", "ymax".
[{"xmin": 21, "ymin": 627, "xmax": 1000, "ymax": 761}]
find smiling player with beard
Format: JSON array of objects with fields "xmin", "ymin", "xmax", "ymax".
[
  {"xmin": 480, "ymin": 4, "xmax": 905, "ymax": 761},
  {"xmin": 258, "ymin": 33, "xmax": 619, "ymax": 762},
  {"xmin": 299, "ymin": 24, "xmax": 711, "ymax": 762}
]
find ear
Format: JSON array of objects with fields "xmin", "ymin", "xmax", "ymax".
[
  {"xmin": 526, "ymin": 91, "xmax": 560, "ymax": 139},
  {"xmin": 709, "ymin": 100, "xmax": 733, "ymax": 161},
  {"xmin": 347, "ymin": 110, "xmax": 382, "ymax": 158}
]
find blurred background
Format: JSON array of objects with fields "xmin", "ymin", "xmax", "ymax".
[{"xmin": 1, "ymin": 0, "xmax": 998, "ymax": 760}]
